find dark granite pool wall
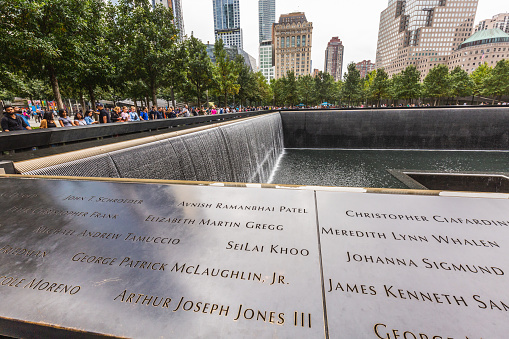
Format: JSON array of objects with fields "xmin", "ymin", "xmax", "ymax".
[
  {"xmin": 281, "ymin": 107, "xmax": 509, "ymax": 150},
  {"xmin": 22, "ymin": 113, "xmax": 284, "ymax": 183}
]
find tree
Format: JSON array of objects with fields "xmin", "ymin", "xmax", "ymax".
[
  {"xmin": 392, "ymin": 65, "xmax": 421, "ymax": 105},
  {"xmin": 341, "ymin": 63, "xmax": 362, "ymax": 106},
  {"xmin": 370, "ymin": 68, "xmax": 390, "ymax": 106},
  {"xmin": 271, "ymin": 78, "xmax": 285, "ymax": 106},
  {"xmin": 483, "ymin": 60, "xmax": 509, "ymax": 104},
  {"xmin": 161, "ymin": 42, "xmax": 188, "ymax": 108},
  {"xmin": 470, "ymin": 63, "xmax": 492, "ymax": 104},
  {"xmin": 253, "ymin": 72, "xmax": 273, "ymax": 106},
  {"xmin": 297, "ymin": 75, "xmax": 315, "ymax": 106},
  {"xmin": 282, "ymin": 71, "xmax": 298, "ymax": 106},
  {"xmin": 362, "ymin": 70, "xmax": 376, "ymax": 106},
  {"xmin": 116, "ymin": 0, "xmax": 178, "ymax": 108},
  {"xmin": 422, "ymin": 64, "xmax": 450, "ymax": 106},
  {"xmin": 0, "ymin": 0, "xmax": 96, "ymax": 109},
  {"xmin": 449, "ymin": 66, "xmax": 473, "ymax": 104},
  {"xmin": 68, "ymin": 0, "xmax": 113, "ymax": 111},
  {"xmin": 314, "ymin": 71, "xmax": 335, "ymax": 104},
  {"xmin": 235, "ymin": 55, "xmax": 257, "ymax": 106},
  {"xmin": 213, "ymin": 40, "xmax": 240, "ymax": 107},
  {"xmin": 184, "ymin": 36, "xmax": 213, "ymax": 107}
]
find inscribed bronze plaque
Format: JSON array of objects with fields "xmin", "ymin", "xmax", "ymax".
[
  {"xmin": 0, "ymin": 178, "xmax": 325, "ymax": 338},
  {"xmin": 317, "ymin": 191, "xmax": 509, "ymax": 338}
]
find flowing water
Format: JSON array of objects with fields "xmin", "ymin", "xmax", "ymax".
[{"xmin": 269, "ymin": 149, "xmax": 509, "ymax": 188}]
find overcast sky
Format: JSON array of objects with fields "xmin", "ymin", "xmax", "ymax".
[{"xmin": 182, "ymin": 0, "xmax": 506, "ymax": 71}]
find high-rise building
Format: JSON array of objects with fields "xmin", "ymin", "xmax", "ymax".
[
  {"xmin": 273, "ymin": 12, "xmax": 313, "ymax": 79},
  {"xmin": 149, "ymin": 0, "xmax": 185, "ymax": 40},
  {"xmin": 355, "ymin": 60, "xmax": 376, "ymax": 78},
  {"xmin": 448, "ymin": 29, "xmax": 509, "ymax": 73},
  {"xmin": 259, "ymin": 0, "xmax": 276, "ymax": 43},
  {"xmin": 324, "ymin": 37, "xmax": 344, "ymax": 81},
  {"xmin": 258, "ymin": 0, "xmax": 276, "ymax": 82},
  {"xmin": 167, "ymin": 0, "xmax": 185, "ymax": 41},
  {"xmin": 213, "ymin": 0, "xmax": 243, "ymax": 49},
  {"xmin": 475, "ymin": 13, "xmax": 509, "ymax": 34},
  {"xmin": 375, "ymin": 0, "xmax": 478, "ymax": 79},
  {"xmin": 205, "ymin": 44, "xmax": 257, "ymax": 72},
  {"xmin": 259, "ymin": 40, "xmax": 275, "ymax": 81}
]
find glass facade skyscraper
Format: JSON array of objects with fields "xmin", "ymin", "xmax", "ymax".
[
  {"xmin": 213, "ymin": 0, "xmax": 243, "ymax": 49},
  {"xmin": 258, "ymin": 0, "xmax": 275, "ymax": 81},
  {"xmin": 149, "ymin": 0, "xmax": 185, "ymax": 41},
  {"xmin": 168, "ymin": 0, "xmax": 185, "ymax": 41},
  {"xmin": 258, "ymin": 0, "xmax": 275, "ymax": 43}
]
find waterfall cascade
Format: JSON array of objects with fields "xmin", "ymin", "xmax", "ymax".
[{"xmin": 23, "ymin": 113, "xmax": 284, "ymax": 184}]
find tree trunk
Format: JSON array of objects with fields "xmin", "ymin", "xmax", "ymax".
[
  {"xmin": 145, "ymin": 96, "xmax": 150, "ymax": 109},
  {"xmin": 88, "ymin": 85, "xmax": 96, "ymax": 111},
  {"xmin": 133, "ymin": 98, "xmax": 138, "ymax": 110},
  {"xmin": 196, "ymin": 84, "xmax": 201, "ymax": 107},
  {"xmin": 151, "ymin": 80, "xmax": 157, "ymax": 109},
  {"xmin": 171, "ymin": 87, "xmax": 176, "ymax": 108},
  {"xmin": 48, "ymin": 65, "xmax": 64, "ymax": 110},
  {"xmin": 79, "ymin": 92, "xmax": 87, "ymax": 113}
]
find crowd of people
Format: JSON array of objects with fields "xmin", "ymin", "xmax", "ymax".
[
  {"xmin": 1, "ymin": 104, "xmax": 271, "ymax": 132},
  {"xmin": 3, "ymin": 101, "xmax": 506, "ymax": 132}
]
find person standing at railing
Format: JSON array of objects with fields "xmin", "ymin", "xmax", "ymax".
[
  {"xmin": 97, "ymin": 103, "xmax": 110, "ymax": 124},
  {"xmin": 181, "ymin": 105, "xmax": 190, "ymax": 117}
]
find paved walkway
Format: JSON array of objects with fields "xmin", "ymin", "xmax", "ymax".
[{"xmin": 27, "ymin": 117, "xmax": 41, "ymax": 128}]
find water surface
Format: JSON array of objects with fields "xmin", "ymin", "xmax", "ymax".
[{"xmin": 269, "ymin": 149, "xmax": 509, "ymax": 188}]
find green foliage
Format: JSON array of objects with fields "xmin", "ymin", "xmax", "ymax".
[
  {"xmin": 482, "ymin": 60, "xmax": 509, "ymax": 102},
  {"xmin": 341, "ymin": 63, "xmax": 362, "ymax": 106},
  {"xmin": 184, "ymin": 36, "xmax": 213, "ymax": 106},
  {"xmin": 2, "ymin": 0, "xmax": 507, "ymax": 108},
  {"xmin": 422, "ymin": 64, "xmax": 450, "ymax": 105},
  {"xmin": 470, "ymin": 63, "xmax": 492, "ymax": 98},
  {"xmin": 392, "ymin": 65, "xmax": 421, "ymax": 103},
  {"xmin": 235, "ymin": 55, "xmax": 257, "ymax": 106},
  {"xmin": 449, "ymin": 66, "xmax": 473, "ymax": 102},
  {"xmin": 370, "ymin": 68, "xmax": 390, "ymax": 105},
  {"xmin": 212, "ymin": 40, "xmax": 240, "ymax": 107},
  {"xmin": 0, "ymin": 0, "xmax": 96, "ymax": 108},
  {"xmin": 297, "ymin": 75, "xmax": 315, "ymax": 106},
  {"xmin": 314, "ymin": 72, "xmax": 336, "ymax": 104},
  {"xmin": 282, "ymin": 71, "xmax": 298, "ymax": 106},
  {"xmin": 116, "ymin": 0, "xmax": 178, "ymax": 107}
]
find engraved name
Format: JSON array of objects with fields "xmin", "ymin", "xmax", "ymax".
[
  {"xmin": 0, "ymin": 244, "xmax": 47, "ymax": 258},
  {"xmin": 72, "ymin": 252, "xmax": 168, "ymax": 271},
  {"xmin": 177, "ymin": 201, "xmax": 308, "ymax": 213},
  {"xmin": 346, "ymin": 251, "xmax": 504, "ymax": 275},
  {"xmin": 64, "ymin": 195, "xmax": 143, "ymax": 204},
  {"xmin": 0, "ymin": 275, "xmax": 80, "ymax": 295}
]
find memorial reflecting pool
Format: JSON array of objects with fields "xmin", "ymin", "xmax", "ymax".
[{"xmin": 269, "ymin": 149, "xmax": 509, "ymax": 188}]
